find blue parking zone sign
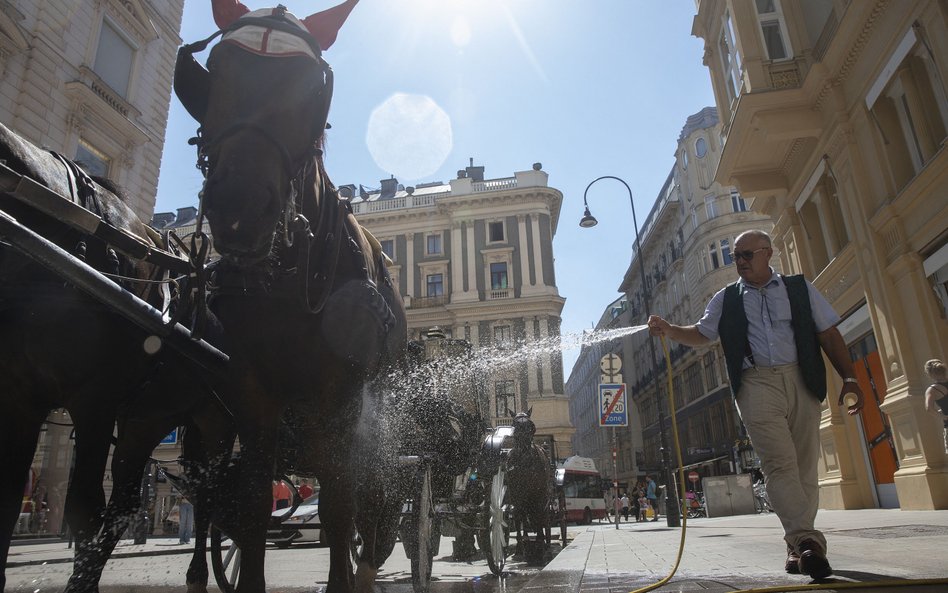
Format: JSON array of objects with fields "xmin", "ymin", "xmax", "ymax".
[{"xmin": 598, "ymin": 383, "xmax": 628, "ymax": 427}]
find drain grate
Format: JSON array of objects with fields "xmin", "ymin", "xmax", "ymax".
[{"xmin": 830, "ymin": 524, "xmax": 948, "ymax": 538}]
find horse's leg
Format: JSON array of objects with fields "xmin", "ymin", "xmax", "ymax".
[
  {"xmin": 321, "ymin": 470, "xmax": 358, "ymax": 593},
  {"xmin": 63, "ymin": 412, "xmax": 115, "ymax": 593},
  {"xmin": 351, "ymin": 405, "xmax": 402, "ymax": 591},
  {"xmin": 0, "ymin": 408, "xmax": 45, "ymax": 592},
  {"xmin": 232, "ymin": 421, "xmax": 279, "ymax": 593},
  {"xmin": 68, "ymin": 416, "xmax": 171, "ymax": 592},
  {"xmin": 184, "ymin": 404, "xmax": 237, "ymax": 593},
  {"xmin": 187, "ymin": 492, "xmax": 212, "ymax": 593}
]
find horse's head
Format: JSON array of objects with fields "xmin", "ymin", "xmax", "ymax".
[
  {"xmin": 510, "ymin": 408, "xmax": 536, "ymax": 444},
  {"xmin": 175, "ymin": 2, "xmax": 356, "ymax": 265}
]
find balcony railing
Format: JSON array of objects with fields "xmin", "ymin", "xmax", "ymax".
[
  {"xmin": 488, "ymin": 288, "xmax": 511, "ymax": 300},
  {"xmin": 408, "ymin": 295, "xmax": 447, "ymax": 309},
  {"xmin": 472, "ymin": 177, "xmax": 517, "ymax": 192},
  {"xmin": 350, "ymin": 192, "xmax": 442, "ymax": 215}
]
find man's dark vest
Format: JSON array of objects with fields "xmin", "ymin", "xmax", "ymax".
[{"xmin": 718, "ymin": 274, "xmax": 827, "ymax": 401}]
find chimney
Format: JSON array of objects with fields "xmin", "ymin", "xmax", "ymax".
[
  {"xmin": 379, "ymin": 176, "xmax": 399, "ymax": 198},
  {"xmin": 151, "ymin": 212, "xmax": 175, "ymax": 228},
  {"xmin": 175, "ymin": 206, "xmax": 198, "ymax": 223},
  {"xmin": 465, "ymin": 158, "xmax": 484, "ymax": 182}
]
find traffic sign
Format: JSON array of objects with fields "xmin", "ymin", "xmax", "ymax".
[
  {"xmin": 600, "ymin": 372, "xmax": 623, "ymax": 384},
  {"xmin": 599, "ymin": 353, "xmax": 622, "ymax": 384},
  {"xmin": 598, "ymin": 383, "xmax": 628, "ymax": 427},
  {"xmin": 688, "ymin": 471, "xmax": 699, "ymax": 483}
]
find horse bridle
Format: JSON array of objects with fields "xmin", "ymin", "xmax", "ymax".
[{"xmin": 175, "ymin": 9, "xmax": 343, "ymax": 316}]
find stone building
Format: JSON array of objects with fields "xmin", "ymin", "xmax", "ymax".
[
  {"xmin": 1, "ymin": 0, "xmax": 185, "ymax": 535},
  {"xmin": 349, "ymin": 161, "xmax": 575, "ymax": 458},
  {"xmin": 693, "ymin": 0, "xmax": 948, "ymax": 509},
  {"xmin": 0, "ymin": 0, "xmax": 183, "ymax": 220}
]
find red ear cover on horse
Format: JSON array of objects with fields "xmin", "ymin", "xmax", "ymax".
[{"xmin": 211, "ymin": 0, "xmax": 359, "ymax": 50}]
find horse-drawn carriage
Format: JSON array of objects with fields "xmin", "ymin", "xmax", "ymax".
[{"xmin": 392, "ymin": 327, "xmax": 564, "ymax": 591}]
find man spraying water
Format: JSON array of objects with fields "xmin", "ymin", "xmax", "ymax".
[{"xmin": 647, "ymin": 229, "xmax": 863, "ymax": 580}]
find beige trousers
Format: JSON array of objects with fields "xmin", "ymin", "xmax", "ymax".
[{"xmin": 735, "ymin": 364, "xmax": 826, "ymax": 554}]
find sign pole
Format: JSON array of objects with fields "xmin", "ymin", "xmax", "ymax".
[
  {"xmin": 613, "ymin": 426, "xmax": 619, "ymax": 529},
  {"xmin": 598, "ymin": 355, "xmax": 627, "ymax": 531}
]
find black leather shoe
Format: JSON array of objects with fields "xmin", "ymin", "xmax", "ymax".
[
  {"xmin": 797, "ymin": 539, "xmax": 832, "ymax": 579},
  {"xmin": 785, "ymin": 545, "xmax": 800, "ymax": 574}
]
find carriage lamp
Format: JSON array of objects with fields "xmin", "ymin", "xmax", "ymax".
[{"xmin": 580, "ymin": 175, "xmax": 682, "ymax": 528}]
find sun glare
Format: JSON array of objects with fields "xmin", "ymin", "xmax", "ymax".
[
  {"xmin": 450, "ymin": 16, "xmax": 472, "ymax": 47},
  {"xmin": 366, "ymin": 93, "xmax": 453, "ymax": 181}
]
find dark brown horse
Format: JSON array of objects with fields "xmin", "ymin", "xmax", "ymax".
[
  {"xmin": 0, "ymin": 120, "xmax": 232, "ymax": 593},
  {"xmin": 506, "ymin": 410, "xmax": 553, "ymax": 550},
  {"xmin": 174, "ymin": 3, "xmax": 407, "ymax": 592}
]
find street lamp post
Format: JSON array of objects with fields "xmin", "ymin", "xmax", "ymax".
[{"xmin": 580, "ymin": 175, "xmax": 681, "ymax": 528}]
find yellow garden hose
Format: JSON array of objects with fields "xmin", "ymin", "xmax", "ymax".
[{"xmin": 626, "ymin": 335, "xmax": 948, "ymax": 593}]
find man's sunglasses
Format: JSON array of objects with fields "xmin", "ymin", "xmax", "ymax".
[{"xmin": 733, "ymin": 247, "xmax": 768, "ymax": 261}]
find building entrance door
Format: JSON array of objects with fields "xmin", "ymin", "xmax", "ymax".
[{"xmin": 849, "ymin": 333, "xmax": 899, "ymax": 508}]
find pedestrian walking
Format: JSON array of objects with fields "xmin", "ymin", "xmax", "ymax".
[
  {"xmin": 645, "ymin": 475, "xmax": 658, "ymax": 521},
  {"xmin": 630, "ymin": 484, "xmax": 642, "ymax": 522},
  {"xmin": 619, "ymin": 493, "xmax": 630, "ymax": 522},
  {"xmin": 648, "ymin": 229, "xmax": 863, "ymax": 580},
  {"xmin": 178, "ymin": 496, "xmax": 194, "ymax": 545}
]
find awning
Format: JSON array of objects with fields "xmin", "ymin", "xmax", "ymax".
[{"xmin": 677, "ymin": 455, "xmax": 729, "ymax": 472}]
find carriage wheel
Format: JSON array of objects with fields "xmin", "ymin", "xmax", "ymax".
[
  {"xmin": 408, "ymin": 464, "xmax": 435, "ymax": 593},
  {"xmin": 210, "ymin": 525, "xmax": 241, "ymax": 593},
  {"xmin": 481, "ymin": 467, "xmax": 510, "ymax": 576}
]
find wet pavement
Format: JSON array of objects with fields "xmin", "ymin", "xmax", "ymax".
[{"xmin": 6, "ymin": 509, "xmax": 948, "ymax": 592}]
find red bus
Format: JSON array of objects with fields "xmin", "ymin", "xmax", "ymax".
[{"xmin": 557, "ymin": 456, "xmax": 607, "ymax": 524}]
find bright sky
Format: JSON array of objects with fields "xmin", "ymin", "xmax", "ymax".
[{"xmin": 155, "ymin": 0, "xmax": 715, "ymax": 381}]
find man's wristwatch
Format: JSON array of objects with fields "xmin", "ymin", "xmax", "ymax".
[{"xmin": 843, "ymin": 378, "xmax": 859, "ymax": 384}]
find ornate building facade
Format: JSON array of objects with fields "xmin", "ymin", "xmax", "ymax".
[
  {"xmin": 350, "ymin": 161, "xmax": 575, "ymax": 458},
  {"xmin": 0, "ymin": 0, "xmax": 183, "ymax": 219},
  {"xmin": 693, "ymin": 0, "xmax": 948, "ymax": 509}
]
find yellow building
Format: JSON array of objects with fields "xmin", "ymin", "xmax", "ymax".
[{"xmin": 693, "ymin": 0, "xmax": 948, "ymax": 509}]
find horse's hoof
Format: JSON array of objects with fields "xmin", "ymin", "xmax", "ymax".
[{"xmin": 354, "ymin": 561, "xmax": 377, "ymax": 593}]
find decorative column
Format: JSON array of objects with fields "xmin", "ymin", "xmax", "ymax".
[
  {"xmin": 405, "ymin": 233, "xmax": 415, "ymax": 299},
  {"xmin": 466, "ymin": 221, "xmax": 477, "ymax": 297},
  {"xmin": 538, "ymin": 316, "xmax": 553, "ymax": 395},
  {"xmin": 524, "ymin": 317, "xmax": 538, "ymax": 395},
  {"xmin": 451, "ymin": 221, "xmax": 463, "ymax": 298},
  {"xmin": 530, "ymin": 213, "xmax": 545, "ymax": 288},
  {"xmin": 517, "ymin": 214, "xmax": 532, "ymax": 292}
]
